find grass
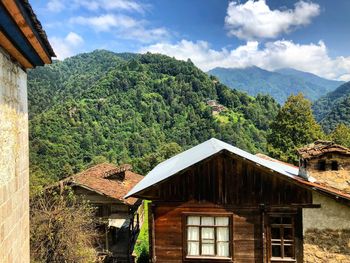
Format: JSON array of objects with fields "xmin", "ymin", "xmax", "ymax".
[{"xmin": 133, "ymin": 201, "xmax": 150, "ymax": 262}]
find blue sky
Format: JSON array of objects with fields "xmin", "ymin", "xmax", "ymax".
[{"xmin": 31, "ymin": 0, "xmax": 350, "ymax": 81}]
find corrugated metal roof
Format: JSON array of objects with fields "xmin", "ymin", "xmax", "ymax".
[{"xmin": 125, "ymin": 138, "xmax": 300, "ymax": 198}]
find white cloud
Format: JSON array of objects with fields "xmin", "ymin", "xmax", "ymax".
[
  {"xmin": 46, "ymin": 0, "xmax": 145, "ymax": 13},
  {"xmin": 70, "ymin": 14, "xmax": 138, "ymax": 32},
  {"xmin": 141, "ymin": 39, "xmax": 350, "ymax": 81},
  {"xmin": 70, "ymin": 14, "xmax": 169, "ymax": 43},
  {"xmin": 74, "ymin": 0, "xmax": 145, "ymax": 13},
  {"xmin": 225, "ymin": 0, "xmax": 320, "ymax": 40},
  {"xmin": 46, "ymin": 0, "xmax": 65, "ymax": 12},
  {"xmin": 50, "ymin": 32, "xmax": 84, "ymax": 60}
]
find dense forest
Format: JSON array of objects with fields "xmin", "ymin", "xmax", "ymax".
[
  {"xmin": 28, "ymin": 50, "xmax": 279, "ymax": 187},
  {"xmin": 207, "ymin": 66, "xmax": 342, "ymax": 104},
  {"xmin": 312, "ymin": 81, "xmax": 350, "ymax": 133}
]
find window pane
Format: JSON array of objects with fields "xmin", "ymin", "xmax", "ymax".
[
  {"xmin": 217, "ymin": 242, "xmax": 229, "ymax": 257},
  {"xmin": 202, "ymin": 243, "xmax": 215, "ymax": 255},
  {"xmin": 216, "ymin": 217, "xmax": 229, "ymax": 226},
  {"xmin": 270, "ymin": 217, "xmax": 282, "ymax": 224},
  {"xmin": 187, "ymin": 216, "xmax": 200, "ymax": 225},
  {"xmin": 217, "ymin": 227, "xmax": 229, "ymax": 241},
  {"xmin": 188, "ymin": 241, "xmax": 199, "ymax": 256},
  {"xmin": 284, "ymin": 228, "xmax": 293, "ymax": 240},
  {"xmin": 271, "ymin": 227, "xmax": 280, "ymax": 239},
  {"xmin": 282, "ymin": 217, "xmax": 292, "ymax": 224},
  {"xmin": 201, "ymin": 227, "xmax": 214, "ymax": 240},
  {"xmin": 284, "ymin": 245, "xmax": 294, "ymax": 258},
  {"xmin": 201, "ymin": 217, "xmax": 214, "ymax": 226},
  {"xmin": 272, "ymin": 245, "xmax": 281, "ymax": 257},
  {"xmin": 188, "ymin": 227, "xmax": 199, "ymax": 241}
]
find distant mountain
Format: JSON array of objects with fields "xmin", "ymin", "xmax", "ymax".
[
  {"xmin": 312, "ymin": 81, "xmax": 350, "ymax": 133},
  {"xmin": 207, "ymin": 66, "xmax": 343, "ymax": 104}
]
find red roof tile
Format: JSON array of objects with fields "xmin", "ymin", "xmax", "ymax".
[{"xmin": 69, "ymin": 163, "xmax": 143, "ymax": 206}]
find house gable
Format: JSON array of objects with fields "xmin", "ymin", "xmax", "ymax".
[{"xmin": 140, "ymin": 151, "xmax": 312, "ymax": 206}]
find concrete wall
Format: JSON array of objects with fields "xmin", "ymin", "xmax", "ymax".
[
  {"xmin": 303, "ymin": 191, "xmax": 350, "ymax": 262},
  {"xmin": 304, "ymin": 191, "xmax": 350, "ymax": 231},
  {"xmin": 0, "ymin": 48, "xmax": 30, "ymax": 263}
]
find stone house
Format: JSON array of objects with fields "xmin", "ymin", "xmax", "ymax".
[
  {"xmin": 297, "ymin": 141, "xmax": 350, "ymax": 262},
  {"xmin": 0, "ymin": 1, "xmax": 55, "ymax": 262}
]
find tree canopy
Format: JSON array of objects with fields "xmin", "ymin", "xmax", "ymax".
[{"xmin": 267, "ymin": 93, "xmax": 324, "ymax": 163}]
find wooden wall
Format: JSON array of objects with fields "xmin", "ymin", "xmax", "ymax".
[
  {"xmin": 151, "ymin": 205, "xmax": 263, "ymax": 262},
  {"xmin": 145, "ymin": 152, "xmax": 312, "ymax": 206},
  {"xmin": 147, "ymin": 152, "xmax": 310, "ymax": 262}
]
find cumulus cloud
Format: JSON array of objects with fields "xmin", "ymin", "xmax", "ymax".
[
  {"xmin": 141, "ymin": 39, "xmax": 350, "ymax": 81},
  {"xmin": 225, "ymin": 0, "xmax": 320, "ymax": 40},
  {"xmin": 50, "ymin": 32, "xmax": 84, "ymax": 60}
]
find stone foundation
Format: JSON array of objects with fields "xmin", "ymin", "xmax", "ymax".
[{"xmin": 304, "ymin": 229, "xmax": 350, "ymax": 263}]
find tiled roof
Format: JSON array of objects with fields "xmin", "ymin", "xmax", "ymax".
[
  {"xmin": 69, "ymin": 163, "xmax": 143, "ymax": 206},
  {"xmin": 297, "ymin": 140, "xmax": 350, "ymax": 159}
]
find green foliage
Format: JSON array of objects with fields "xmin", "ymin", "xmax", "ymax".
[
  {"xmin": 208, "ymin": 67, "xmax": 342, "ymax": 104},
  {"xmin": 267, "ymin": 93, "xmax": 324, "ymax": 163},
  {"xmin": 134, "ymin": 201, "xmax": 150, "ymax": 262},
  {"xmin": 312, "ymin": 81, "xmax": 350, "ymax": 133},
  {"xmin": 329, "ymin": 123, "xmax": 350, "ymax": 147},
  {"xmin": 28, "ymin": 50, "xmax": 279, "ymax": 184}
]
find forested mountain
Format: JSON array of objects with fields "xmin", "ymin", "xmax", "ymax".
[
  {"xmin": 207, "ymin": 66, "xmax": 342, "ymax": 104},
  {"xmin": 28, "ymin": 50, "xmax": 279, "ymax": 184},
  {"xmin": 312, "ymin": 81, "xmax": 350, "ymax": 133}
]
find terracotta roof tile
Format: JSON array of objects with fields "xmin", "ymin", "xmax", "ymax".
[{"xmin": 69, "ymin": 163, "xmax": 143, "ymax": 205}]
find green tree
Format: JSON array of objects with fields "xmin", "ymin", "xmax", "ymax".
[
  {"xmin": 329, "ymin": 123, "xmax": 350, "ymax": 147},
  {"xmin": 267, "ymin": 93, "xmax": 324, "ymax": 163}
]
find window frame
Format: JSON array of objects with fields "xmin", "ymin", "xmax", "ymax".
[
  {"xmin": 267, "ymin": 213, "xmax": 297, "ymax": 262},
  {"xmin": 182, "ymin": 212, "xmax": 233, "ymax": 262}
]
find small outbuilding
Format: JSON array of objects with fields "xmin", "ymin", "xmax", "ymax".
[{"xmin": 60, "ymin": 163, "xmax": 144, "ymax": 262}]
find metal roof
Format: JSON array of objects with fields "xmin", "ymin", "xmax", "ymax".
[{"xmin": 125, "ymin": 138, "xmax": 300, "ymax": 198}]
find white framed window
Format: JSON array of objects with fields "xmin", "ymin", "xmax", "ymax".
[{"xmin": 185, "ymin": 214, "xmax": 231, "ymax": 259}]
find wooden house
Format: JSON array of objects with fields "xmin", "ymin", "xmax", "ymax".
[
  {"xmin": 126, "ymin": 138, "xmax": 350, "ymax": 263},
  {"xmin": 61, "ymin": 163, "xmax": 144, "ymax": 262}
]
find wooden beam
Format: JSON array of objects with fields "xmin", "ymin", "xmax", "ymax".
[
  {"xmin": 2, "ymin": 0, "xmax": 51, "ymax": 64},
  {"xmin": 0, "ymin": 31, "xmax": 32, "ymax": 68}
]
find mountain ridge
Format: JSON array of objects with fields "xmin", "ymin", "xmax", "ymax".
[{"xmin": 207, "ymin": 66, "xmax": 343, "ymax": 104}]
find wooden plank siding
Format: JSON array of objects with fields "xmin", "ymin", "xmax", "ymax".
[
  {"xmin": 147, "ymin": 152, "xmax": 311, "ymax": 262},
  {"xmin": 148, "ymin": 152, "xmax": 312, "ymax": 206}
]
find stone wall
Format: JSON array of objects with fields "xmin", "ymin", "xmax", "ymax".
[
  {"xmin": 0, "ymin": 48, "xmax": 30, "ymax": 263},
  {"xmin": 303, "ymin": 192, "xmax": 350, "ymax": 262}
]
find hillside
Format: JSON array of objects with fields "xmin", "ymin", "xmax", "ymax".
[
  {"xmin": 28, "ymin": 50, "xmax": 279, "ymax": 182},
  {"xmin": 312, "ymin": 81, "xmax": 350, "ymax": 133},
  {"xmin": 207, "ymin": 67, "xmax": 342, "ymax": 104}
]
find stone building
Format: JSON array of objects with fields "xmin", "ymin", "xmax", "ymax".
[
  {"xmin": 0, "ymin": 1, "xmax": 55, "ymax": 262},
  {"xmin": 297, "ymin": 141, "xmax": 350, "ymax": 262}
]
